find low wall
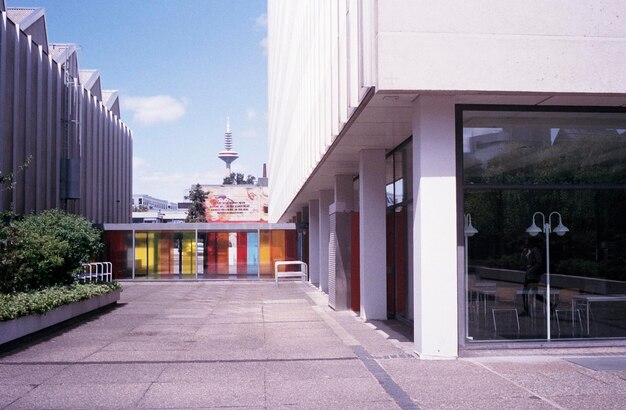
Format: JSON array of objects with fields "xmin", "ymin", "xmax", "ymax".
[
  {"xmin": 474, "ymin": 266, "xmax": 626, "ymax": 294},
  {"xmin": 0, "ymin": 289, "xmax": 121, "ymax": 346}
]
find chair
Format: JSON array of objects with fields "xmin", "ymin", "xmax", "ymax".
[
  {"xmin": 491, "ymin": 287, "xmax": 520, "ymax": 337},
  {"xmin": 554, "ymin": 288, "xmax": 583, "ymax": 337}
]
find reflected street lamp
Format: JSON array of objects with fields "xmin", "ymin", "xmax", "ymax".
[
  {"xmin": 526, "ymin": 211, "xmax": 569, "ymax": 340},
  {"xmin": 464, "ymin": 213, "xmax": 478, "ymax": 340}
]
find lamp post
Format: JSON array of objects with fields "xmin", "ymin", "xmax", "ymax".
[
  {"xmin": 464, "ymin": 213, "xmax": 478, "ymax": 339},
  {"xmin": 526, "ymin": 211, "xmax": 569, "ymax": 340}
]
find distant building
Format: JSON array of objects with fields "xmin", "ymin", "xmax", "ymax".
[
  {"xmin": 131, "ymin": 209, "xmax": 187, "ymax": 224},
  {"xmin": 0, "ymin": 2, "xmax": 132, "ymax": 223},
  {"xmin": 133, "ymin": 194, "xmax": 178, "ymax": 211}
]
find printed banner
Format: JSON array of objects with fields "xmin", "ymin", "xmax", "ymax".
[{"xmin": 202, "ymin": 185, "xmax": 268, "ymax": 222}]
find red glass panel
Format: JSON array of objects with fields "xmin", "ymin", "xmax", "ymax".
[
  {"xmin": 216, "ymin": 232, "xmax": 229, "ymax": 274},
  {"xmin": 351, "ymin": 212, "xmax": 360, "ymax": 312},
  {"xmin": 386, "ymin": 213, "xmax": 395, "ymax": 315},
  {"xmin": 237, "ymin": 232, "xmax": 248, "ymax": 274},
  {"xmin": 395, "ymin": 210, "xmax": 407, "ymax": 315},
  {"xmin": 285, "ymin": 230, "xmax": 297, "ymax": 262},
  {"xmin": 205, "ymin": 232, "xmax": 217, "ymax": 274}
]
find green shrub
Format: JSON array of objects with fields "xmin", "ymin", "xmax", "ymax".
[
  {"xmin": 0, "ymin": 282, "xmax": 120, "ymax": 321},
  {"xmin": 0, "ymin": 210, "xmax": 103, "ymax": 293}
]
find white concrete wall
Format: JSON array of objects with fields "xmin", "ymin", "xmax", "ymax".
[
  {"xmin": 412, "ymin": 96, "xmax": 458, "ymax": 359},
  {"xmin": 267, "ymin": 0, "xmax": 376, "ymax": 221},
  {"xmin": 377, "ymin": 1, "xmax": 626, "ymax": 93}
]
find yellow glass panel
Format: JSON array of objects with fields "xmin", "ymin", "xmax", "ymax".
[
  {"xmin": 182, "ymin": 232, "xmax": 196, "ymax": 274},
  {"xmin": 148, "ymin": 232, "xmax": 158, "ymax": 275},
  {"xmin": 134, "ymin": 232, "xmax": 147, "ymax": 277},
  {"xmin": 260, "ymin": 230, "xmax": 271, "ymax": 275}
]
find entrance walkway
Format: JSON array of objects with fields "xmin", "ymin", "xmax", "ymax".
[{"xmin": 1, "ymin": 282, "xmax": 626, "ymax": 409}]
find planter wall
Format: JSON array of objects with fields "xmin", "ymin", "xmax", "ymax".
[{"xmin": 0, "ymin": 289, "xmax": 121, "ymax": 346}]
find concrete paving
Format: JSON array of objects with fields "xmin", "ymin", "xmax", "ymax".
[{"xmin": 1, "ymin": 281, "xmax": 625, "ymax": 409}]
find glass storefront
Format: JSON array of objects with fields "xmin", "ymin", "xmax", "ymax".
[
  {"xmin": 461, "ymin": 106, "xmax": 626, "ymax": 341},
  {"xmin": 104, "ymin": 227, "xmax": 297, "ymax": 280},
  {"xmin": 386, "ymin": 138, "xmax": 414, "ymax": 322}
]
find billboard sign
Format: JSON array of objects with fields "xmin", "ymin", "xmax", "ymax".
[{"xmin": 202, "ymin": 185, "xmax": 268, "ymax": 222}]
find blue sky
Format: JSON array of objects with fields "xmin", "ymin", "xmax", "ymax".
[{"xmin": 9, "ymin": 0, "xmax": 268, "ymax": 203}]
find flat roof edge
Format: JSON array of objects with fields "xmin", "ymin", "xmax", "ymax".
[{"xmin": 102, "ymin": 222, "xmax": 296, "ymax": 231}]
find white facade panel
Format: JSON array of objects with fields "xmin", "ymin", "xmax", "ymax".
[{"xmin": 376, "ymin": 1, "xmax": 626, "ymax": 93}]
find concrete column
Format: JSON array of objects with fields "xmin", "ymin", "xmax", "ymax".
[
  {"xmin": 334, "ymin": 175, "xmax": 354, "ymax": 211},
  {"xmin": 359, "ymin": 149, "xmax": 386, "ymax": 320},
  {"xmin": 412, "ymin": 95, "xmax": 458, "ymax": 359},
  {"xmin": 329, "ymin": 174, "xmax": 354, "ymax": 310},
  {"xmin": 308, "ymin": 199, "xmax": 320, "ymax": 285},
  {"xmin": 318, "ymin": 189, "xmax": 333, "ymax": 293}
]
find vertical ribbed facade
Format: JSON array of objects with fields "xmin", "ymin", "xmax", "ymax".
[
  {"xmin": 0, "ymin": 11, "xmax": 132, "ymax": 223},
  {"xmin": 267, "ymin": 0, "xmax": 376, "ymax": 222}
]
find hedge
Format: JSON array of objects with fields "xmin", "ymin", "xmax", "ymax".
[{"xmin": 0, "ymin": 282, "xmax": 121, "ymax": 321}]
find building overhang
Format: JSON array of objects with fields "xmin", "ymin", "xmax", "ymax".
[{"xmin": 276, "ymin": 89, "xmax": 626, "ymax": 223}]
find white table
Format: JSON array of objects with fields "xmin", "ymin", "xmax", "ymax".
[{"xmin": 572, "ymin": 294, "xmax": 626, "ymax": 335}]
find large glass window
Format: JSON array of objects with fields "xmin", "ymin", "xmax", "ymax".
[{"xmin": 462, "ymin": 107, "xmax": 626, "ymax": 341}]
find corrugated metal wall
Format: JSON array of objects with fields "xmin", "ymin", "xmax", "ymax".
[{"xmin": 0, "ymin": 12, "xmax": 132, "ymax": 223}]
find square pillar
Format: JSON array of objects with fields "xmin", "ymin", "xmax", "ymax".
[
  {"xmin": 359, "ymin": 149, "xmax": 386, "ymax": 320},
  {"xmin": 318, "ymin": 189, "xmax": 333, "ymax": 293},
  {"xmin": 412, "ymin": 95, "xmax": 458, "ymax": 359},
  {"xmin": 329, "ymin": 175, "xmax": 354, "ymax": 310},
  {"xmin": 308, "ymin": 199, "xmax": 320, "ymax": 285}
]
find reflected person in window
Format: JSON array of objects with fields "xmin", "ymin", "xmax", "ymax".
[{"xmin": 520, "ymin": 238, "xmax": 544, "ymax": 316}]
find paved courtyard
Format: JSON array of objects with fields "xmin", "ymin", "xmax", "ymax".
[{"xmin": 1, "ymin": 281, "xmax": 626, "ymax": 409}]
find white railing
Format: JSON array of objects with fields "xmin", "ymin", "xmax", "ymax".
[
  {"xmin": 78, "ymin": 262, "xmax": 113, "ymax": 282},
  {"xmin": 274, "ymin": 261, "xmax": 308, "ymax": 286}
]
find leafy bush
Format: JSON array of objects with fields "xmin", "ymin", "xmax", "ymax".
[
  {"xmin": 0, "ymin": 210, "xmax": 103, "ymax": 293},
  {"xmin": 0, "ymin": 282, "xmax": 120, "ymax": 321}
]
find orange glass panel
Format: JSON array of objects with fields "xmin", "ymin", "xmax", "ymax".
[
  {"xmin": 158, "ymin": 232, "xmax": 174, "ymax": 274},
  {"xmin": 260, "ymin": 230, "xmax": 271, "ymax": 275}
]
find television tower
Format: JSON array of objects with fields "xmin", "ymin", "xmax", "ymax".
[{"xmin": 217, "ymin": 116, "xmax": 239, "ymax": 176}]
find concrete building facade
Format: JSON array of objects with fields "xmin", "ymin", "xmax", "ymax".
[
  {"xmin": 0, "ymin": 3, "xmax": 132, "ymax": 223},
  {"xmin": 268, "ymin": 1, "xmax": 626, "ymax": 358}
]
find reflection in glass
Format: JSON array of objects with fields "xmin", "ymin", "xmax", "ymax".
[
  {"xmin": 462, "ymin": 109, "xmax": 626, "ymax": 341},
  {"xmin": 463, "ymin": 111, "xmax": 626, "ymax": 186}
]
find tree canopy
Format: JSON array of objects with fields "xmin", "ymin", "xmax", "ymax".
[
  {"xmin": 223, "ymin": 172, "xmax": 256, "ymax": 185},
  {"xmin": 185, "ymin": 184, "xmax": 208, "ymax": 222}
]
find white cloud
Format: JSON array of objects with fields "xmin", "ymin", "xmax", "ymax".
[
  {"xmin": 123, "ymin": 95, "xmax": 187, "ymax": 126},
  {"xmin": 246, "ymin": 108, "xmax": 257, "ymax": 121},
  {"xmin": 254, "ymin": 13, "xmax": 267, "ymax": 29},
  {"xmin": 253, "ymin": 14, "xmax": 268, "ymax": 56}
]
